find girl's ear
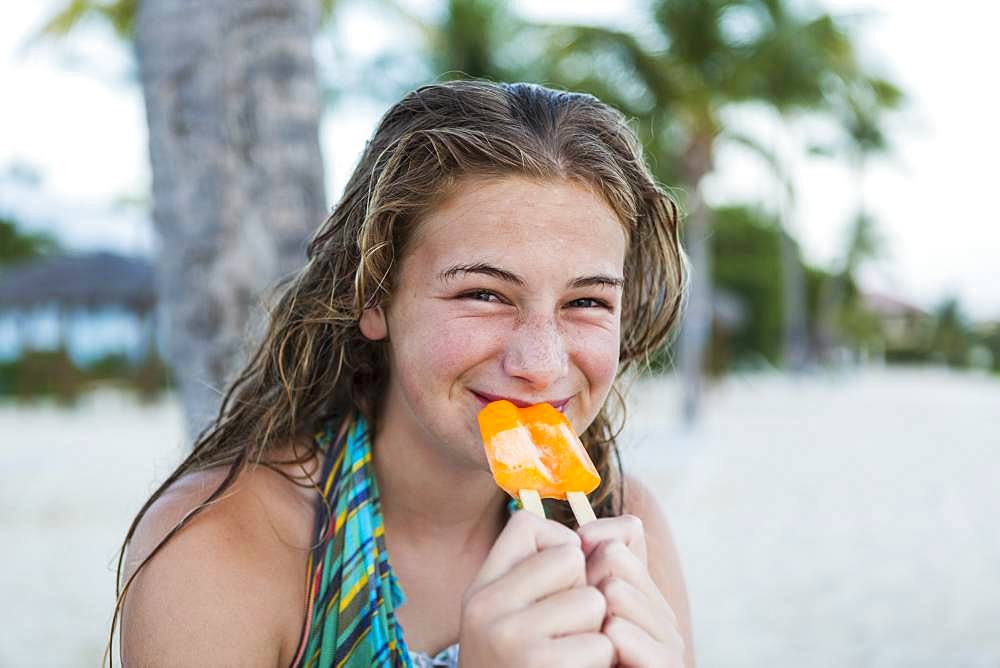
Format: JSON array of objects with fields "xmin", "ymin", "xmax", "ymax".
[{"xmin": 359, "ymin": 305, "xmax": 388, "ymax": 341}]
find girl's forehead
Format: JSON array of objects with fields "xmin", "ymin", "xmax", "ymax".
[{"xmin": 408, "ymin": 176, "xmax": 627, "ymax": 270}]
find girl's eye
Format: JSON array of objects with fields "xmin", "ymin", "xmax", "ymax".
[
  {"xmin": 567, "ymin": 297, "xmax": 611, "ymax": 309},
  {"xmin": 462, "ymin": 290, "xmax": 503, "ymax": 303}
]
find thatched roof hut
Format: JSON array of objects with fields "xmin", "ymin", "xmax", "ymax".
[{"xmin": 0, "ymin": 251, "xmax": 156, "ymax": 313}]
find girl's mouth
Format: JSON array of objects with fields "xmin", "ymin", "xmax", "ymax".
[{"xmin": 469, "ymin": 389, "xmax": 572, "ymax": 413}]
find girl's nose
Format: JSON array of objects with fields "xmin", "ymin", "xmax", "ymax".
[{"xmin": 501, "ymin": 314, "xmax": 569, "ymax": 389}]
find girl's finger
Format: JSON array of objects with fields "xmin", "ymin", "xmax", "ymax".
[
  {"xmin": 577, "ymin": 514, "xmax": 647, "ymax": 564},
  {"xmin": 585, "ymin": 539, "xmax": 659, "ymax": 602},
  {"xmin": 600, "ymin": 575, "xmax": 679, "ymax": 645},
  {"xmin": 472, "ymin": 542, "xmax": 586, "ymax": 620},
  {"xmin": 513, "ymin": 585, "xmax": 607, "ymax": 639},
  {"xmin": 471, "ymin": 510, "xmax": 580, "ymax": 590},
  {"xmin": 604, "ymin": 614, "xmax": 683, "ymax": 668},
  {"xmin": 533, "ymin": 632, "xmax": 616, "ymax": 668}
]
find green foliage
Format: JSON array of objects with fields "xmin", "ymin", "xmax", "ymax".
[
  {"xmin": 976, "ymin": 325, "xmax": 1000, "ymax": 374},
  {"xmin": 709, "ymin": 205, "xmax": 784, "ymax": 367},
  {"xmin": 538, "ymin": 0, "xmax": 899, "ymax": 186},
  {"xmin": 0, "ymin": 348, "xmax": 172, "ymax": 403},
  {"xmin": 37, "ymin": 0, "xmax": 137, "ymax": 40},
  {"xmin": 832, "ymin": 281, "xmax": 883, "ymax": 353},
  {"xmin": 930, "ymin": 298, "xmax": 971, "ymax": 368},
  {"xmin": 127, "ymin": 350, "xmax": 174, "ymax": 401},
  {"xmin": 0, "ymin": 215, "xmax": 58, "ymax": 267},
  {"xmin": 39, "ymin": 0, "xmax": 345, "ymax": 44},
  {"xmin": 840, "ymin": 76, "xmax": 905, "ymax": 158},
  {"xmin": 433, "ymin": 0, "xmax": 516, "ymax": 81},
  {"xmin": 0, "ymin": 348, "xmax": 86, "ymax": 404},
  {"xmin": 704, "ymin": 206, "xmax": 890, "ymax": 373},
  {"xmin": 841, "ymin": 211, "xmax": 884, "ymax": 274}
]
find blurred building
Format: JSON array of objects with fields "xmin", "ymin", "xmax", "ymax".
[
  {"xmin": 0, "ymin": 251, "xmax": 156, "ymax": 362},
  {"xmin": 861, "ymin": 291, "xmax": 934, "ymax": 359}
]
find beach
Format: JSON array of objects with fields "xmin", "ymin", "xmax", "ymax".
[
  {"xmin": 1, "ymin": 367, "xmax": 997, "ymax": 666},
  {"xmin": 623, "ymin": 368, "xmax": 1000, "ymax": 667}
]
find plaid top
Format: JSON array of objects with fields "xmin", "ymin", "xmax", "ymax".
[
  {"xmin": 289, "ymin": 416, "xmax": 521, "ymax": 666},
  {"xmin": 291, "ymin": 416, "xmax": 413, "ymax": 667}
]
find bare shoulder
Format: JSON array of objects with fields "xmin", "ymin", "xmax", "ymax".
[
  {"xmin": 121, "ymin": 446, "xmax": 322, "ymax": 667},
  {"xmin": 622, "ymin": 473, "xmax": 696, "ymax": 667}
]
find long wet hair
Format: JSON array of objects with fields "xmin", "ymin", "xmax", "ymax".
[{"xmin": 105, "ymin": 80, "xmax": 686, "ymax": 664}]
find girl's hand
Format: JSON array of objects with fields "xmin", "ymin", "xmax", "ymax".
[
  {"xmin": 458, "ymin": 510, "xmax": 615, "ymax": 668},
  {"xmin": 578, "ymin": 515, "xmax": 686, "ymax": 667}
]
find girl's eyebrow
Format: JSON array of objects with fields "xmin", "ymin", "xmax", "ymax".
[
  {"xmin": 439, "ymin": 263, "xmax": 525, "ymax": 286},
  {"xmin": 438, "ymin": 263, "xmax": 624, "ymax": 290},
  {"xmin": 569, "ymin": 275, "xmax": 624, "ymax": 290}
]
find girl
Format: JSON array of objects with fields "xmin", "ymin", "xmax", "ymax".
[{"xmin": 113, "ymin": 80, "xmax": 693, "ymax": 667}]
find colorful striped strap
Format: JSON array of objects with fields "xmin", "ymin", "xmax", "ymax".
[{"xmin": 292, "ymin": 416, "xmax": 412, "ymax": 667}]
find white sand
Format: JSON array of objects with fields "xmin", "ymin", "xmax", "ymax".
[
  {"xmin": 0, "ymin": 391, "xmax": 187, "ymax": 667},
  {"xmin": 622, "ymin": 368, "xmax": 1000, "ymax": 667},
  {"xmin": 1, "ymin": 368, "xmax": 998, "ymax": 666}
]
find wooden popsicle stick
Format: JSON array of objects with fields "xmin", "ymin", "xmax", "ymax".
[
  {"xmin": 567, "ymin": 491, "xmax": 597, "ymax": 526},
  {"xmin": 519, "ymin": 489, "xmax": 545, "ymax": 518}
]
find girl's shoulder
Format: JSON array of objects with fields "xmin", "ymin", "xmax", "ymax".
[{"xmin": 121, "ymin": 443, "xmax": 323, "ymax": 666}]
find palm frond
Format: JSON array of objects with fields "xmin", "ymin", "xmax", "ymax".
[
  {"xmin": 543, "ymin": 24, "xmax": 677, "ymax": 108},
  {"xmin": 37, "ymin": 0, "xmax": 93, "ymax": 37},
  {"xmin": 35, "ymin": 0, "xmax": 136, "ymax": 40}
]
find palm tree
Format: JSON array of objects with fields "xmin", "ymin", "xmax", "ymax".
[
  {"xmin": 541, "ymin": 0, "xmax": 898, "ymax": 419},
  {"xmin": 815, "ymin": 73, "xmax": 903, "ymax": 361},
  {"xmin": 745, "ymin": 3, "xmax": 851, "ymax": 371},
  {"xmin": 38, "ymin": 0, "xmax": 329, "ymax": 437},
  {"xmin": 747, "ymin": 2, "xmax": 903, "ymax": 370},
  {"xmin": 368, "ymin": 0, "xmax": 538, "ymax": 86},
  {"xmin": 430, "ymin": 0, "xmax": 523, "ymax": 80}
]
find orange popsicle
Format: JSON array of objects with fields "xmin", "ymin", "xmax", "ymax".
[{"xmin": 478, "ymin": 400, "xmax": 600, "ymax": 523}]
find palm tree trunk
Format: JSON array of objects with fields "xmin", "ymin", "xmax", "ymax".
[
  {"xmin": 677, "ymin": 135, "xmax": 714, "ymax": 424},
  {"xmin": 817, "ymin": 153, "xmax": 868, "ymax": 365},
  {"xmin": 679, "ymin": 186, "xmax": 712, "ymax": 423},
  {"xmin": 773, "ymin": 123, "xmax": 810, "ymax": 371},
  {"xmin": 779, "ymin": 227, "xmax": 810, "ymax": 370},
  {"xmin": 135, "ymin": 0, "xmax": 327, "ymax": 439},
  {"xmin": 816, "ymin": 268, "xmax": 846, "ymax": 363}
]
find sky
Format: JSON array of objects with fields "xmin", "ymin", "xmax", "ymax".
[{"xmin": 1, "ymin": 0, "xmax": 998, "ymax": 320}]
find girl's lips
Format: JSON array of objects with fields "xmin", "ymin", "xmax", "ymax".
[{"xmin": 470, "ymin": 390, "xmax": 572, "ymax": 412}]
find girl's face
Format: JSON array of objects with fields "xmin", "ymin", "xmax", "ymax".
[{"xmin": 362, "ymin": 175, "xmax": 627, "ymax": 469}]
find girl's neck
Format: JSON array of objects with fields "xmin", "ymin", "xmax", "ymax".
[{"xmin": 371, "ymin": 412, "xmax": 507, "ymax": 554}]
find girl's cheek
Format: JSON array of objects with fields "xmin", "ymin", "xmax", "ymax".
[
  {"xmin": 419, "ymin": 315, "xmax": 507, "ymax": 374},
  {"xmin": 571, "ymin": 325, "xmax": 621, "ymax": 387}
]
